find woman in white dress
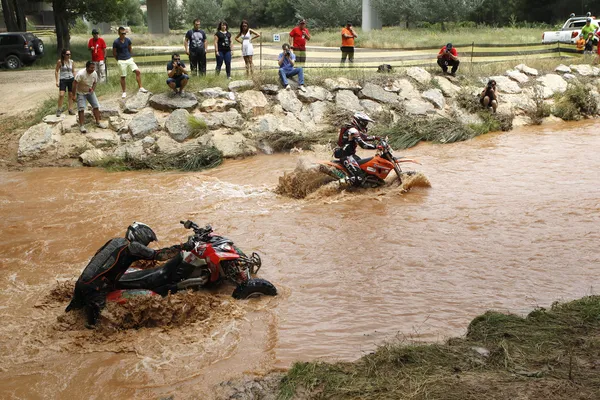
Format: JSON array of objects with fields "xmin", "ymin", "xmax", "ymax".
[{"xmin": 235, "ymin": 20, "xmax": 261, "ymax": 75}]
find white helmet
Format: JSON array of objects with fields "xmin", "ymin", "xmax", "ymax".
[{"xmin": 351, "ymin": 112, "xmax": 374, "ymax": 133}]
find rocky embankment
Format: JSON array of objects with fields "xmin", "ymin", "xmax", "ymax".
[{"xmin": 16, "ymin": 63, "xmax": 600, "ymax": 166}]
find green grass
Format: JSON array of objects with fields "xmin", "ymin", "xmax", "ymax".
[
  {"xmin": 278, "ymin": 296, "xmax": 600, "ymax": 400},
  {"xmin": 552, "ymin": 82, "xmax": 598, "ymax": 121}
]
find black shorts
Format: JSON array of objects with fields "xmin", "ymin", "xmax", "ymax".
[{"xmin": 59, "ymin": 78, "xmax": 74, "ymax": 92}]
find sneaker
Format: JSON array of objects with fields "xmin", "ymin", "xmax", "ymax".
[
  {"xmin": 56, "ymin": 109, "xmax": 62, "ymax": 117},
  {"xmin": 139, "ymin": 87, "xmax": 148, "ymax": 93},
  {"xmin": 285, "ymin": 85, "xmax": 291, "ymax": 90},
  {"xmin": 96, "ymin": 121, "xmax": 108, "ymax": 129},
  {"xmin": 299, "ymin": 85, "xmax": 307, "ymax": 92},
  {"xmin": 179, "ymin": 90, "xmax": 186, "ymax": 97},
  {"xmin": 79, "ymin": 125, "xmax": 87, "ymax": 133},
  {"xmin": 122, "ymin": 92, "xmax": 127, "ymax": 99},
  {"xmin": 68, "ymin": 109, "xmax": 75, "ymax": 115}
]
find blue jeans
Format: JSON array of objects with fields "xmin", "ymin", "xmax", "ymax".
[
  {"xmin": 216, "ymin": 50, "xmax": 231, "ymax": 78},
  {"xmin": 279, "ymin": 67, "xmax": 304, "ymax": 86}
]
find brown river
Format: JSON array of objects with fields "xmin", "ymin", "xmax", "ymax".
[{"xmin": 1, "ymin": 120, "xmax": 599, "ymax": 399}]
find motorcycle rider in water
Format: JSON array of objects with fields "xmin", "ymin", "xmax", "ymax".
[
  {"xmin": 65, "ymin": 222, "xmax": 183, "ymax": 328},
  {"xmin": 334, "ymin": 112, "xmax": 379, "ymax": 186}
]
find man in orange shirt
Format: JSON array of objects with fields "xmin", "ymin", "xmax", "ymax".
[
  {"xmin": 289, "ymin": 19, "xmax": 311, "ymax": 64},
  {"xmin": 341, "ymin": 21, "xmax": 358, "ymax": 65}
]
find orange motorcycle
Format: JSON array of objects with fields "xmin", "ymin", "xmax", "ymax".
[{"xmin": 318, "ymin": 137, "xmax": 420, "ymax": 187}]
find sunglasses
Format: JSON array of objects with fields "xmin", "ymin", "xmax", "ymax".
[
  {"xmin": 65, "ymin": 53, "xmax": 71, "ymax": 55},
  {"xmin": 174, "ymin": 58, "xmax": 181, "ymax": 61}
]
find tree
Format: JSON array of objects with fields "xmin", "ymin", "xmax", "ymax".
[
  {"xmin": 294, "ymin": 0, "xmax": 361, "ymax": 28},
  {"xmin": 265, "ymin": 0, "xmax": 295, "ymax": 26},
  {"xmin": 168, "ymin": 0, "xmax": 186, "ymax": 29},
  {"xmin": 184, "ymin": 0, "xmax": 224, "ymax": 29},
  {"xmin": 2, "ymin": 0, "xmax": 26, "ymax": 32},
  {"xmin": 371, "ymin": 0, "xmax": 420, "ymax": 26}
]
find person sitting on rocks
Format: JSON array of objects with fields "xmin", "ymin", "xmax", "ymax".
[
  {"xmin": 278, "ymin": 43, "xmax": 307, "ymax": 92},
  {"xmin": 166, "ymin": 53, "xmax": 189, "ymax": 96},
  {"xmin": 71, "ymin": 61, "xmax": 108, "ymax": 133},
  {"xmin": 437, "ymin": 43, "xmax": 459, "ymax": 76},
  {"xmin": 480, "ymin": 79, "xmax": 498, "ymax": 113}
]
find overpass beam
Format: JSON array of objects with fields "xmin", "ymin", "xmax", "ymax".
[
  {"xmin": 362, "ymin": 0, "xmax": 382, "ymax": 32},
  {"xmin": 147, "ymin": 0, "xmax": 169, "ymax": 34}
]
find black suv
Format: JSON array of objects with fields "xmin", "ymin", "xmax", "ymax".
[{"xmin": 0, "ymin": 32, "xmax": 44, "ymax": 69}]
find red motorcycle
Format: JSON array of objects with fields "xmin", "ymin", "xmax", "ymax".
[{"xmin": 109, "ymin": 220, "xmax": 277, "ymax": 301}]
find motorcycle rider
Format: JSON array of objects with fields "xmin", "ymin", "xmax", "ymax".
[
  {"xmin": 334, "ymin": 112, "xmax": 380, "ymax": 186},
  {"xmin": 65, "ymin": 222, "xmax": 182, "ymax": 328}
]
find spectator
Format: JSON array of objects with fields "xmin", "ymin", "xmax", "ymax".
[
  {"xmin": 581, "ymin": 18, "xmax": 598, "ymax": 46},
  {"xmin": 71, "ymin": 61, "xmax": 108, "ymax": 133},
  {"xmin": 88, "ymin": 28, "xmax": 107, "ymax": 83},
  {"xmin": 55, "ymin": 48, "xmax": 75, "ymax": 117},
  {"xmin": 585, "ymin": 32, "xmax": 595, "ymax": 56},
  {"xmin": 184, "ymin": 18, "xmax": 207, "ymax": 76},
  {"xmin": 278, "ymin": 43, "xmax": 307, "ymax": 92},
  {"xmin": 437, "ymin": 43, "xmax": 460, "ymax": 76},
  {"xmin": 214, "ymin": 21, "xmax": 233, "ymax": 79},
  {"xmin": 480, "ymin": 79, "xmax": 498, "ymax": 113},
  {"xmin": 112, "ymin": 26, "xmax": 148, "ymax": 99},
  {"xmin": 235, "ymin": 19, "xmax": 261, "ymax": 76},
  {"xmin": 289, "ymin": 19, "xmax": 311, "ymax": 64},
  {"xmin": 166, "ymin": 53, "xmax": 189, "ymax": 96},
  {"xmin": 340, "ymin": 21, "xmax": 358, "ymax": 65},
  {"xmin": 576, "ymin": 33, "xmax": 585, "ymax": 53}
]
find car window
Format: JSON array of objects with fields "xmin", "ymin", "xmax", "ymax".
[
  {"xmin": 0, "ymin": 35, "xmax": 21, "ymax": 46},
  {"xmin": 571, "ymin": 21, "xmax": 587, "ymax": 28}
]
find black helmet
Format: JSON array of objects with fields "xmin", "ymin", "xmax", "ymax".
[
  {"xmin": 125, "ymin": 222, "xmax": 157, "ymax": 246},
  {"xmin": 351, "ymin": 112, "xmax": 375, "ymax": 133}
]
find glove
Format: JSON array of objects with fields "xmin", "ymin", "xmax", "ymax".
[
  {"xmin": 182, "ymin": 236, "xmax": 196, "ymax": 251},
  {"xmin": 377, "ymin": 145, "xmax": 383, "ymax": 150}
]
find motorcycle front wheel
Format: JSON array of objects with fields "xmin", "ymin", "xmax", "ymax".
[{"xmin": 232, "ymin": 278, "xmax": 277, "ymax": 299}]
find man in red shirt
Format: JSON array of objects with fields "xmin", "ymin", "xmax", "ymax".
[
  {"xmin": 437, "ymin": 43, "xmax": 460, "ymax": 76},
  {"xmin": 289, "ymin": 19, "xmax": 311, "ymax": 64},
  {"xmin": 88, "ymin": 29, "xmax": 107, "ymax": 83}
]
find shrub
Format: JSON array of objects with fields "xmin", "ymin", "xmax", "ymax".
[{"xmin": 553, "ymin": 83, "xmax": 597, "ymax": 121}]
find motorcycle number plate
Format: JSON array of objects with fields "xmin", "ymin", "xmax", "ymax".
[{"xmin": 183, "ymin": 251, "xmax": 206, "ymax": 267}]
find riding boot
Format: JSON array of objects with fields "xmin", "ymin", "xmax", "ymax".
[{"xmin": 343, "ymin": 158, "xmax": 366, "ymax": 187}]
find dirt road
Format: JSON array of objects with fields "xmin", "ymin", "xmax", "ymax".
[{"xmin": 0, "ymin": 69, "xmax": 56, "ymax": 118}]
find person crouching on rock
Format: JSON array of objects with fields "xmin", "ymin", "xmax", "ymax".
[
  {"xmin": 480, "ymin": 79, "xmax": 498, "ymax": 113},
  {"xmin": 65, "ymin": 222, "xmax": 182, "ymax": 328},
  {"xmin": 167, "ymin": 53, "xmax": 189, "ymax": 97},
  {"xmin": 437, "ymin": 43, "xmax": 459, "ymax": 76}
]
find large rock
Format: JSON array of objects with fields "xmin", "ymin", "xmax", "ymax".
[
  {"xmin": 18, "ymin": 123, "xmax": 61, "ymax": 160},
  {"xmin": 335, "ymin": 90, "xmax": 363, "ymax": 111},
  {"xmin": 86, "ymin": 130, "xmax": 120, "ymax": 148},
  {"xmin": 506, "ymin": 69, "xmax": 529, "ymax": 84},
  {"xmin": 406, "ymin": 67, "xmax": 431, "ymax": 85},
  {"xmin": 404, "ymin": 98, "xmax": 435, "ymax": 115},
  {"xmin": 99, "ymin": 101, "xmax": 121, "ymax": 118},
  {"xmin": 198, "ymin": 129, "xmax": 257, "ymax": 158},
  {"xmin": 56, "ymin": 132, "xmax": 90, "ymax": 158},
  {"xmin": 79, "ymin": 148, "xmax": 107, "ymax": 166},
  {"xmin": 297, "ymin": 85, "xmax": 332, "ymax": 103},
  {"xmin": 42, "ymin": 115, "xmax": 64, "ymax": 124},
  {"xmin": 308, "ymin": 101, "xmax": 329, "ymax": 124},
  {"xmin": 238, "ymin": 90, "xmax": 269, "ymax": 116},
  {"xmin": 323, "ymin": 77, "xmax": 361, "ymax": 92},
  {"xmin": 502, "ymin": 92, "xmax": 536, "ymax": 113},
  {"xmin": 112, "ymin": 140, "xmax": 146, "ymax": 160},
  {"xmin": 421, "ymin": 88, "xmax": 445, "ymax": 109},
  {"xmin": 252, "ymin": 113, "xmax": 304, "ymax": 135},
  {"xmin": 358, "ymin": 82, "xmax": 399, "ymax": 104},
  {"xmin": 515, "ymin": 64, "xmax": 538, "ymax": 76},
  {"xmin": 449, "ymin": 101, "xmax": 483, "ymax": 125},
  {"xmin": 260, "ymin": 84, "xmax": 280, "ymax": 95},
  {"xmin": 569, "ymin": 64, "xmax": 596, "ymax": 76},
  {"xmin": 199, "ymin": 98, "xmax": 237, "ymax": 112},
  {"xmin": 124, "ymin": 91, "xmax": 152, "ymax": 113},
  {"xmin": 360, "ymin": 99, "xmax": 384, "ymax": 115},
  {"xmin": 554, "ymin": 64, "xmax": 571, "ymax": 74},
  {"xmin": 433, "ymin": 76, "xmax": 460, "ymax": 97},
  {"xmin": 488, "ymin": 75, "xmax": 522, "ymax": 94},
  {"xmin": 228, "ymin": 80, "xmax": 254, "ymax": 92},
  {"xmin": 197, "ymin": 109, "xmax": 244, "ymax": 129},
  {"xmin": 128, "ymin": 111, "xmax": 159, "ymax": 138},
  {"xmin": 155, "ymin": 135, "xmax": 183, "ymax": 155},
  {"xmin": 536, "ymin": 74, "xmax": 568, "ymax": 98},
  {"xmin": 108, "ymin": 115, "xmax": 132, "ymax": 133},
  {"xmin": 165, "ymin": 109, "xmax": 191, "ymax": 142},
  {"xmin": 149, "ymin": 92, "xmax": 198, "ymax": 111},
  {"xmin": 277, "ymin": 90, "xmax": 303, "ymax": 114},
  {"xmin": 391, "ymin": 79, "xmax": 420, "ymax": 100},
  {"xmin": 198, "ymin": 87, "xmax": 236, "ymax": 100}
]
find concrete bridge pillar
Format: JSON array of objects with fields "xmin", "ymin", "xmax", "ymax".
[
  {"xmin": 362, "ymin": 0, "xmax": 382, "ymax": 32},
  {"xmin": 147, "ymin": 0, "xmax": 169, "ymax": 34}
]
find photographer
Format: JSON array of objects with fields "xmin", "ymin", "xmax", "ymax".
[
  {"xmin": 437, "ymin": 43, "xmax": 460, "ymax": 76},
  {"xmin": 480, "ymin": 79, "xmax": 498, "ymax": 113},
  {"xmin": 166, "ymin": 53, "xmax": 189, "ymax": 96},
  {"xmin": 278, "ymin": 43, "xmax": 307, "ymax": 92}
]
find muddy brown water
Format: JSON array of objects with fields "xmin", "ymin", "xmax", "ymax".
[{"xmin": 1, "ymin": 120, "xmax": 599, "ymax": 399}]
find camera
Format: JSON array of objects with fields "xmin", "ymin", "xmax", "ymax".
[{"xmin": 285, "ymin": 49, "xmax": 291, "ymax": 56}]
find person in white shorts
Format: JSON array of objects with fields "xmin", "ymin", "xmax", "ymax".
[
  {"xmin": 71, "ymin": 61, "xmax": 108, "ymax": 133},
  {"xmin": 235, "ymin": 19, "xmax": 261, "ymax": 76},
  {"xmin": 112, "ymin": 26, "xmax": 148, "ymax": 98}
]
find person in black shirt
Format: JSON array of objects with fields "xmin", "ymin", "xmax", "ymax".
[
  {"xmin": 214, "ymin": 21, "xmax": 233, "ymax": 79},
  {"xmin": 480, "ymin": 79, "xmax": 498, "ymax": 113},
  {"xmin": 166, "ymin": 53, "xmax": 189, "ymax": 96},
  {"xmin": 184, "ymin": 18, "xmax": 207, "ymax": 76}
]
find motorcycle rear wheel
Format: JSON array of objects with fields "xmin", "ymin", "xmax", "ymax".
[{"xmin": 232, "ymin": 278, "xmax": 277, "ymax": 299}]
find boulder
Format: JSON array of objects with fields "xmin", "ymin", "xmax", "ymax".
[
  {"xmin": 42, "ymin": 115, "xmax": 64, "ymax": 124},
  {"xmin": 149, "ymin": 92, "xmax": 198, "ymax": 111},
  {"xmin": 238, "ymin": 90, "xmax": 270, "ymax": 116},
  {"xmin": 404, "ymin": 98, "xmax": 435, "ymax": 115},
  {"xmin": 392, "ymin": 79, "xmax": 420, "ymax": 100},
  {"xmin": 563, "ymin": 73, "xmax": 577, "ymax": 81},
  {"xmin": 120, "ymin": 133, "xmax": 133, "ymax": 142},
  {"xmin": 17, "ymin": 123, "xmax": 61, "ymax": 160},
  {"xmin": 515, "ymin": 64, "xmax": 538, "ymax": 76},
  {"xmin": 421, "ymin": 88, "xmax": 445, "ymax": 109},
  {"xmin": 56, "ymin": 132, "xmax": 90, "ymax": 158},
  {"xmin": 308, "ymin": 101, "xmax": 329, "ymax": 124},
  {"xmin": 252, "ymin": 113, "xmax": 304, "ymax": 135},
  {"xmin": 335, "ymin": 90, "xmax": 363, "ymax": 112},
  {"xmin": 277, "ymin": 90, "xmax": 303, "ymax": 114},
  {"xmin": 86, "ymin": 130, "xmax": 120, "ymax": 148},
  {"xmin": 79, "ymin": 148, "xmax": 107, "ymax": 166},
  {"xmin": 358, "ymin": 82, "xmax": 399, "ymax": 104},
  {"xmin": 108, "ymin": 115, "xmax": 132, "ymax": 133},
  {"xmin": 487, "ymin": 75, "xmax": 522, "ymax": 94},
  {"xmin": 155, "ymin": 135, "xmax": 183, "ymax": 155},
  {"xmin": 198, "ymin": 87, "xmax": 236, "ymax": 100},
  {"xmin": 512, "ymin": 115, "xmax": 532, "ymax": 127},
  {"xmin": 165, "ymin": 109, "xmax": 191, "ymax": 142},
  {"xmin": 99, "ymin": 101, "xmax": 121, "ymax": 118},
  {"xmin": 449, "ymin": 101, "xmax": 483, "ymax": 125},
  {"xmin": 506, "ymin": 69, "xmax": 529, "ymax": 84},
  {"xmin": 260, "ymin": 84, "xmax": 280, "ymax": 95},
  {"xmin": 228, "ymin": 80, "xmax": 254, "ymax": 92},
  {"xmin": 112, "ymin": 140, "xmax": 146, "ymax": 160},
  {"xmin": 323, "ymin": 77, "xmax": 361, "ymax": 92},
  {"xmin": 501, "ymin": 92, "xmax": 535, "ymax": 113},
  {"xmin": 360, "ymin": 99, "xmax": 384, "ymax": 115},
  {"xmin": 198, "ymin": 128, "xmax": 257, "ymax": 158},
  {"xmin": 141, "ymin": 136, "xmax": 156, "ymax": 148},
  {"xmin": 124, "ymin": 91, "xmax": 152, "ymax": 113},
  {"xmin": 297, "ymin": 85, "xmax": 333, "ymax": 103},
  {"xmin": 433, "ymin": 76, "xmax": 460, "ymax": 97},
  {"xmin": 128, "ymin": 111, "xmax": 159, "ymax": 138},
  {"xmin": 197, "ymin": 109, "xmax": 244, "ymax": 129},
  {"xmin": 406, "ymin": 67, "xmax": 431, "ymax": 85},
  {"xmin": 199, "ymin": 98, "xmax": 237, "ymax": 112},
  {"xmin": 555, "ymin": 64, "xmax": 571, "ymax": 74},
  {"xmin": 569, "ymin": 64, "xmax": 596, "ymax": 76},
  {"xmin": 536, "ymin": 74, "xmax": 568, "ymax": 99}
]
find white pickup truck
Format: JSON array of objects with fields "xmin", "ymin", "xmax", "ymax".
[{"xmin": 542, "ymin": 15, "xmax": 599, "ymax": 44}]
